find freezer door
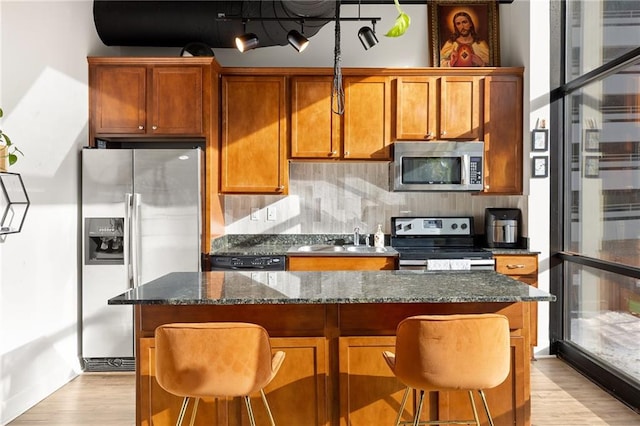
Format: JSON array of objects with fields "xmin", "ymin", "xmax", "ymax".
[
  {"xmin": 132, "ymin": 149, "xmax": 202, "ymax": 286},
  {"xmin": 81, "ymin": 149, "xmax": 134, "ymax": 360}
]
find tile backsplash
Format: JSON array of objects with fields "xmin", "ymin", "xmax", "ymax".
[{"xmin": 223, "ymin": 162, "xmax": 527, "ymax": 236}]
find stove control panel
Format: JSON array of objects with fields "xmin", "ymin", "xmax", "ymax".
[{"xmin": 392, "ymin": 217, "xmax": 474, "ymax": 237}]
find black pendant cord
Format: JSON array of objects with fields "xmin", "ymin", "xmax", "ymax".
[{"xmin": 331, "ymin": 0, "xmax": 345, "ymax": 115}]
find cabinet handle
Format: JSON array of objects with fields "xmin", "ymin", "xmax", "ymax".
[
  {"xmin": 425, "ymin": 132, "xmax": 433, "ymax": 139},
  {"xmin": 506, "ymin": 264, "xmax": 525, "ymax": 269},
  {"xmin": 344, "ymin": 151, "xmax": 349, "ymax": 157},
  {"xmin": 152, "ymin": 125, "xmax": 158, "ymax": 130},
  {"xmin": 276, "ymin": 185, "xmax": 285, "ymax": 192},
  {"xmin": 441, "ymin": 131, "xmax": 447, "ymax": 136},
  {"xmin": 331, "ymin": 150, "xmax": 338, "ymax": 156},
  {"xmin": 138, "ymin": 125, "xmax": 144, "ymax": 130}
]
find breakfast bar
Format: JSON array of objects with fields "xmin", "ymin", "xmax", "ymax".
[{"xmin": 109, "ymin": 270, "xmax": 555, "ymax": 426}]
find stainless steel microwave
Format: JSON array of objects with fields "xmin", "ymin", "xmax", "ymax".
[{"xmin": 390, "ymin": 141, "xmax": 484, "ymax": 192}]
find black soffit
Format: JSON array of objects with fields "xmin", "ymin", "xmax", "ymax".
[{"xmin": 93, "ymin": 0, "xmax": 514, "ymax": 49}]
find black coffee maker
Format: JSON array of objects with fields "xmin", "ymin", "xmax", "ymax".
[{"xmin": 485, "ymin": 208, "xmax": 522, "ymax": 248}]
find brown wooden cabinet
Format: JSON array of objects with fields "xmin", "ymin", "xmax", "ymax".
[
  {"xmin": 395, "ymin": 76, "xmax": 438, "ymax": 140},
  {"xmin": 483, "ymin": 75, "xmax": 524, "ymax": 194},
  {"xmin": 439, "ymin": 75, "xmax": 483, "ymax": 140},
  {"xmin": 290, "ymin": 76, "xmax": 341, "ymax": 159},
  {"xmin": 220, "ymin": 75, "xmax": 288, "ymax": 194},
  {"xmin": 495, "ymin": 253, "xmax": 539, "ymax": 348},
  {"xmin": 343, "ymin": 76, "xmax": 392, "ymax": 160},
  {"xmin": 288, "ymin": 255, "xmax": 397, "ymax": 271},
  {"xmin": 290, "ymin": 75, "xmax": 392, "ymax": 160},
  {"xmin": 89, "ymin": 59, "xmax": 206, "ymax": 139}
]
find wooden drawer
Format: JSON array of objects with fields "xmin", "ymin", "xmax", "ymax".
[{"xmin": 495, "ymin": 255, "xmax": 537, "ymax": 276}]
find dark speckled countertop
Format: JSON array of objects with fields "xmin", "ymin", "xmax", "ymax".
[
  {"xmin": 109, "ymin": 270, "xmax": 555, "ymax": 305},
  {"xmin": 210, "ymin": 234, "xmax": 537, "ymax": 257}
]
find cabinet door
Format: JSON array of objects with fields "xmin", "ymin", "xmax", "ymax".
[
  {"xmin": 439, "ymin": 76, "xmax": 482, "ymax": 140},
  {"xmin": 396, "ymin": 76, "xmax": 438, "ymax": 140},
  {"xmin": 288, "ymin": 256, "xmax": 397, "ymax": 271},
  {"xmin": 495, "ymin": 254, "xmax": 538, "ymax": 348},
  {"xmin": 140, "ymin": 336, "xmax": 327, "ymax": 426},
  {"xmin": 438, "ymin": 336, "xmax": 527, "ymax": 426},
  {"xmin": 339, "ymin": 336, "xmax": 417, "ymax": 425},
  {"xmin": 93, "ymin": 65, "xmax": 146, "ymax": 134},
  {"xmin": 483, "ymin": 75, "xmax": 523, "ymax": 194},
  {"xmin": 291, "ymin": 76, "xmax": 340, "ymax": 159},
  {"xmin": 343, "ymin": 77, "xmax": 392, "ymax": 160},
  {"xmin": 221, "ymin": 76, "xmax": 288, "ymax": 193},
  {"xmin": 150, "ymin": 66, "xmax": 203, "ymax": 135}
]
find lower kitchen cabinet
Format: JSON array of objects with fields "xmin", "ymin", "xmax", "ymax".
[
  {"xmin": 139, "ymin": 336, "xmax": 328, "ymax": 426},
  {"xmin": 135, "ymin": 300, "xmax": 534, "ymax": 426},
  {"xmin": 288, "ymin": 256, "xmax": 397, "ymax": 271},
  {"xmin": 495, "ymin": 254, "xmax": 539, "ymax": 348}
]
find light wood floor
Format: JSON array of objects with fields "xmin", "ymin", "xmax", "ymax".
[{"xmin": 8, "ymin": 357, "xmax": 640, "ymax": 425}]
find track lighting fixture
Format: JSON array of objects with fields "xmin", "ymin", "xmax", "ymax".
[
  {"xmin": 288, "ymin": 29, "xmax": 309, "ymax": 53},
  {"xmin": 358, "ymin": 24, "xmax": 378, "ymax": 50},
  {"xmin": 235, "ymin": 21, "xmax": 259, "ymax": 53}
]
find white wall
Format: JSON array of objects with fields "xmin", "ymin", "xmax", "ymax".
[{"xmin": 0, "ymin": 1, "xmax": 548, "ymax": 423}]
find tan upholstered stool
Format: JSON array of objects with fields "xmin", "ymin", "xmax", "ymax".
[
  {"xmin": 155, "ymin": 322, "xmax": 286, "ymax": 426},
  {"xmin": 383, "ymin": 314, "xmax": 511, "ymax": 426}
]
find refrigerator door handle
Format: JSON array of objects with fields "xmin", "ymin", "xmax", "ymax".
[
  {"xmin": 131, "ymin": 193, "xmax": 142, "ymax": 288},
  {"xmin": 125, "ymin": 193, "xmax": 134, "ymax": 286}
]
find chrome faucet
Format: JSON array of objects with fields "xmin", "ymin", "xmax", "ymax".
[{"xmin": 353, "ymin": 227, "xmax": 360, "ymax": 246}]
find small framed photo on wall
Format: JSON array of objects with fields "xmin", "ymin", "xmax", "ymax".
[
  {"xmin": 531, "ymin": 156, "xmax": 548, "ymax": 178},
  {"xmin": 531, "ymin": 129, "xmax": 549, "ymax": 152},
  {"xmin": 584, "ymin": 156, "xmax": 599, "ymax": 178},
  {"xmin": 584, "ymin": 129, "xmax": 600, "ymax": 152}
]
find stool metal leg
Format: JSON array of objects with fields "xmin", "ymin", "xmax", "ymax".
[
  {"xmin": 176, "ymin": 397, "xmax": 190, "ymax": 426},
  {"xmin": 188, "ymin": 397, "xmax": 199, "ymax": 426},
  {"xmin": 260, "ymin": 389, "xmax": 276, "ymax": 426},
  {"xmin": 413, "ymin": 389, "xmax": 425, "ymax": 426},
  {"xmin": 467, "ymin": 391, "xmax": 481, "ymax": 426},
  {"xmin": 395, "ymin": 387, "xmax": 411, "ymax": 426},
  {"xmin": 478, "ymin": 390, "xmax": 495, "ymax": 426},
  {"xmin": 244, "ymin": 395, "xmax": 257, "ymax": 426}
]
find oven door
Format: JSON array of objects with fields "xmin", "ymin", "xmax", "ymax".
[{"xmin": 398, "ymin": 258, "xmax": 496, "ymax": 271}]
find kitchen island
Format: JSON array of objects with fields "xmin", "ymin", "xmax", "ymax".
[{"xmin": 109, "ymin": 270, "xmax": 554, "ymax": 426}]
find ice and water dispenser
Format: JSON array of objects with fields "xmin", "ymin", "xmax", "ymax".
[{"xmin": 85, "ymin": 217, "xmax": 124, "ymax": 265}]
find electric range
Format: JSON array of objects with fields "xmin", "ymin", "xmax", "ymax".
[{"xmin": 390, "ymin": 216, "xmax": 495, "ymax": 270}]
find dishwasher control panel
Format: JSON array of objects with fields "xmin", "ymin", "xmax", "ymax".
[{"xmin": 210, "ymin": 255, "xmax": 286, "ymax": 271}]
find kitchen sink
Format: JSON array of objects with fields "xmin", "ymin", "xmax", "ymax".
[
  {"xmin": 294, "ymin": 244, "xmax": 387, "ymax": 254},
  {"xmin": 296, "ymin": 244, "xmax": 346, "ymax": 252}
]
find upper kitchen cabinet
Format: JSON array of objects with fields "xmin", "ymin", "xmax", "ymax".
[
  {"xmin": 439, "ymin": 75, "xmax": 482, "ymax": 140},
  {"xmin": 221, "ymin": 75, "xmax": 288, "ymax": 194},
  {"xmin": 290, "ymin": 75, "xmax": 392, "ymax": 160},
  {"xmin": 483, "ymin": 75, "xmax": 524, "ymax": 194},
  {"xmin": 395, "ymin": 76, "xmax": 438, "ymax": 140},
  {"xmin": 343, "ymin": 76, "xmax": 392, "ymax": 160},
  {"xmin": 88, "ymin": 57, "xmax": 212, "ymax": 141},
  {"xmin": 290, "ymin": 76, "xmax": 340, "ymax": 159}
]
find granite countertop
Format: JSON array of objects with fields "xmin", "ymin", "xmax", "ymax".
[
  {"xmin": 210, "ymin": 234, "xmax": 537, "ymax": 257},
  {"xmin": 108, "ymin": 270, "xmax": 556, "ymax": 306}
]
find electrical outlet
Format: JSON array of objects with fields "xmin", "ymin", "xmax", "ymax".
[
  {"xmin": 267, "ymin": 206, "xmax": 277, "ymax": 221},
  {"xmin": 250, "ymin": 207, "xmax": 259, "ymax": 221},
  {"xmin": 267, "ymin": 272, "xmax": 276, "ymax": 287}
]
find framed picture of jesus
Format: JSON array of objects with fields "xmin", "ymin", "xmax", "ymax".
[{"xmin": 429, "ymin": 0, "xmax": 500, "ymax": 67}]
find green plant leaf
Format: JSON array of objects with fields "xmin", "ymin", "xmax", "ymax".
[
  {"xmin": 385, "ymin": 0, "xmax": 410, "ymax": 38},
  {"xmin": 385, "ymin": 12, "xmax": 411, "ymax": 37},
  {"xmin": 2, "ymin": 133, "xmax": 12, "ymax": 147},
  {"xmin": 8, "ymin": 153, "xmax": 17, "ymax": 166}
]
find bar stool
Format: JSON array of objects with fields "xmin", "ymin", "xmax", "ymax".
[
  {"xmin": 382, "ymin": 314, "xmax": 511, "ymax": 426},
  {"xmin": 155, "ymin": 322, "xmax": 286, "ymax": 426}
]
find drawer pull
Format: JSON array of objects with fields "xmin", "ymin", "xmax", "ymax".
[{"xmin": 506, "ymin": 264, "xmax": 526, "ymax": 269}]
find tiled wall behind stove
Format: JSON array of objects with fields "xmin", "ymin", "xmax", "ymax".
[{"xmin": 223, "ymin": 162, "xmax": 527, "ymax": 236}]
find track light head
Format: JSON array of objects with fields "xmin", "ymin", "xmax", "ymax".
[
  {"xmin": 235, "ymin": 33, "xmax": 259, "ymax": 52},
  {"xmin": 287, "ymin": 30, "xmax": 309, "ymax": 53},
  {"xmin": 358, "ymin": 26, "xmax": 378, "ymax": 50}
]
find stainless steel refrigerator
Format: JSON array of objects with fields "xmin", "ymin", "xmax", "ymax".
[{"xmin": 81, "ymin": 148, "xmax": 202, "ymax": 371}]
